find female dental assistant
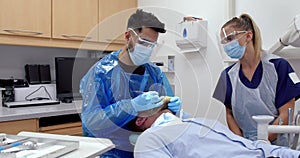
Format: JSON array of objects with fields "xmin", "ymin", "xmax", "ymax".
[{"xmin": 213, "ymin": 13, "xmax": 300, "ymax": 146}]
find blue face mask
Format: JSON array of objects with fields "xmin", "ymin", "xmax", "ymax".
[
  {"xmin": 223, "ymin": 39, "xmax": 246, "ymax": 59},
  {"xmin": 129, "ymin": 43, "xmax": 153, "ymax": 66}
]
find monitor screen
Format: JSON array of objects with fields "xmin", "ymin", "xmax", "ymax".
[{"xmin": 55, "ymin": 57, "xmax": 99, "ymax": 102}]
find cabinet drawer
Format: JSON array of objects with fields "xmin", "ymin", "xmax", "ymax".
[
  {"xmin": 40, "ymin": 122, "xmax": 82, "ymax": 136},
  {"xmin": 0, "ymin": 119, "xmax": 39, "ymax": 135}
]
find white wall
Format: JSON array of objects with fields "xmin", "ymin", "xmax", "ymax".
[
  {"xmin": 235, "ymin": 0, "xmax": 300, "ymax": 50},
  {"xmin": 138, "ymin": 0, "xmax": 300, "ymax": 124},
  {"xmin": 0, "ymin": 44, "xmax": 89, "ymax": 81}
]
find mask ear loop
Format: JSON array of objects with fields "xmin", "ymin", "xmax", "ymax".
[
  {"xmin": 127, "ymin": 29, "xmax": 138, "ymax": 53},
  {"xmin": 241, "ymin": 31, "xmax": 250, "ymax": 46},
  {"xmin": 222, "ymin": 28, "xmax": 228, "ymax": 39}
]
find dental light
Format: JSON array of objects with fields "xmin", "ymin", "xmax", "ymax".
[{"xmin": 269, "ymin": 14, "xmax": 300, "ymax": 54}]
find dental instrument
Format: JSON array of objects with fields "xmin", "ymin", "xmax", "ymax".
[
  {"xmin": 277, "ymin": 118, "xmax": 283, "ymax": 145},
  {"xmin": 288, "ymin": 108, "xmax": 294, "ymax": 146},
  {"xmin": 0, "ymin": 138, "xmax": 31, "ymax": 151},
  {"xmin": 0, "ymin": 134, "xmax": 6, "ymax": 142}
]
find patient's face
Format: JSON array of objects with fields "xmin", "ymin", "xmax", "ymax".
[{"xmin": 137, "ymin": 109, "xmax": 172, "ymax": 131}]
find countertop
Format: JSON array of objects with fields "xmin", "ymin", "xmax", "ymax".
[
  {"xmin": 18, "ymin": 131, "xmax": 115, "ymax": 158},
  {"xmin": 0, "ymin": 100, "xmax": 82, "ymax": 122}
]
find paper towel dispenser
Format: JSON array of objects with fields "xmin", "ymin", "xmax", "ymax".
[{"xmin": 176, "ymin": 20, "xmax": 207, "ymax": 53}]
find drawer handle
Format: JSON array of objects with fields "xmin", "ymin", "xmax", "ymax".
[
  {"xmin": 61, "ymin": 34, "xmax": 92, "ymax": 40},
  {"xmin": 3, "ymin": 29, "xmax": 43, "ymax": 36},
  {"xmin": 105, "ymin": 39, "xmax": 125, "ymax": 44}
]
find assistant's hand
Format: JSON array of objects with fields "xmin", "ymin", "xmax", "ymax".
[
  {"xmin": 168, "ymin": 96, "xmax": 182, "ymax": 114},
  {"xmin": 131, "ymin": 91, "xmax": 164, "ymax": 112}
]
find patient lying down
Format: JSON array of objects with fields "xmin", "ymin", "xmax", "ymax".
[{"xmin": 129, "ymin": 99, "xmax": 300, "ymax": 158}]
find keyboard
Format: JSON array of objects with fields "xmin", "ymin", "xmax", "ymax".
[{"xmin": 4, "ymin": 100, "xmax": 60, "ymax": 108}]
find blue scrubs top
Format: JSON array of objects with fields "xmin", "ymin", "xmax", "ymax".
[
  {"xmin": 214, "ymin": 57, "xmax": 300, "ymax": 110},
  {"xmin": 213, "ymin": 53, "xmax": 300, "ymax": 145}
]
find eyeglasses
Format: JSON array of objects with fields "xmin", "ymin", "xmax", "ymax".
[
  {"xmin": 220, "ymin": 28, "xmax": 248, "ymax": 44},
  {"xmin": 128, "ymin": 28, "xmax": 157, "ymax": 48}
]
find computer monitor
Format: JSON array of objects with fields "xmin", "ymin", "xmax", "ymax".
[{"xmin": 55, "ymin": 57, "xmax": 99, "ymax": 103}]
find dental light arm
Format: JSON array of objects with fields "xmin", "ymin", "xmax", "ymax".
[{"xmin": 269, "ymin": 14, "xmax": 300, "ymax": 54}]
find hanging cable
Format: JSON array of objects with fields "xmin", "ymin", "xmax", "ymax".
[{"xmin": 25, "ymin": 86, "xmax": 53, "ymax": 101}]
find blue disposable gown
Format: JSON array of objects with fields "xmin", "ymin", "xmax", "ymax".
[{"xmin": 80, "ymin": 50, "xmax": 174, "ymax": 157}]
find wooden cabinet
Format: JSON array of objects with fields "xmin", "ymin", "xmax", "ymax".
[
  {"xmin": 98, "ymin": 0, "xmax": 137, "ymax": 44},
  {"xmin": 52, "ymin": 0, "xmax": 98, "ymax": 42},
  {"xmin": 0, "ymin": 114, "xmax": 82, "ymax": 136},
  {"xmin": 40, "ymin": 122, "xmax": 82, "ymax": 136},
  {"xmin": 0, "ymin": 0, "xmax": 137, "ymax": 50},
  {"xmin": 0, "ymin": 119, "xmax": 39, "ymax": 135},
  {"xmin": 0, "ymin": 0, "xmax": 51, "ymax": 38}
]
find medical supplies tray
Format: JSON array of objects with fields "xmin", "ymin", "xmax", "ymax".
[{"xmin": 0, "ymin": 134, "xmax": 79, "ymax": 158}]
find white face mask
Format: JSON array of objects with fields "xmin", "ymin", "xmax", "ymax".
[
  {"xmin": 151, "ymin": 112, "xmax": 177, "ymax": 127},
  {"xmin": 128, "ymin": 43, "xmax": 153, "ymax": 66},
  {"xmin": 129, "ymin": 132, "xmax": 141, "ymax": 145}
]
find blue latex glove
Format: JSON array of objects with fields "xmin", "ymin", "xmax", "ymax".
[
  {"xmin": 131, "ymin": 91, "xmax": 164, "ymax": 112},
  {"xmin": 168, "ymin": 96, "xmax": 182, "ymax": 114}
]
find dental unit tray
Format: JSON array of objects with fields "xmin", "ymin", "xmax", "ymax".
[{"xmin": 0, "ymin": 134, "xmax": 79, "ymax": 158}]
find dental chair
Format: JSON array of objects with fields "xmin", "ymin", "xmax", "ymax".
[
  {"xmin": 263, "ymin": 13, "xmax": 300, "ymax": 150},
  {"xmin": 252, "ymin": 111, "xmax": 300, "ymax": 150}
]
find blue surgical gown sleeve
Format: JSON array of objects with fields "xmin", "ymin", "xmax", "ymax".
[
  {"xmin": 80, "ymin": 62, "xmax": 137, "ymax": 137},
  {"xmin": 146, "ymin": 63, "xmax": 174, "ymax": 97},
  {"xmin": 161, "ymin": 72, "xmax": 174, "ymax": 96},
  {"xmin": 80, "ymin": 51, "xmax": 174, "ymax": 138}
]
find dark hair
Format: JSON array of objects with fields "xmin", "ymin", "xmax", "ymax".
[
  {"xmin": 127, "ymin": 97, "xmax": 170, "ymax": 132},
  {"xmin": 127, "ymin": 9, "xmax": 166, "ymax": 33},
  {"xmin": 221, "ymin": 13, "xmax": 262, "ymax": 59}
]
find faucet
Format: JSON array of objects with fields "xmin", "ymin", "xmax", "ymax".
[
  {"xmin": 253, "ymin": 113, "xmax": 300, "ymax": 149},
  {"xmin": 252, "ymin": 115, "xmax": 274, "ymax": 143},
  {"xmin": 291, "ymin": 111, "xmax": 300, "ymax": 149}
]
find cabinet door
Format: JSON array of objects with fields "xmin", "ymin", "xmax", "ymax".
[
  {"xmin": 0, "ymin": 119, "xmax": 39, "ymax": 135},
  {"xmin": 52, "ymin": 0, "xmax": 98, "ymax": 42},
  {"xmin": 0, "ymin": 0, "xmax": 51, "ymax": 38},
  {"xmin": 99, "ymin": 0, "xmax": 137, "ymax": 44}
]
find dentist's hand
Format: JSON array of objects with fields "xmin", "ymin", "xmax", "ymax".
[
  {"xmin": 131, "ymin": 91, "xmax": 164, "ymax": 112},
  {"xmin": 167, "ymin": 97, "xmax": 182, "ymax": 114}
]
